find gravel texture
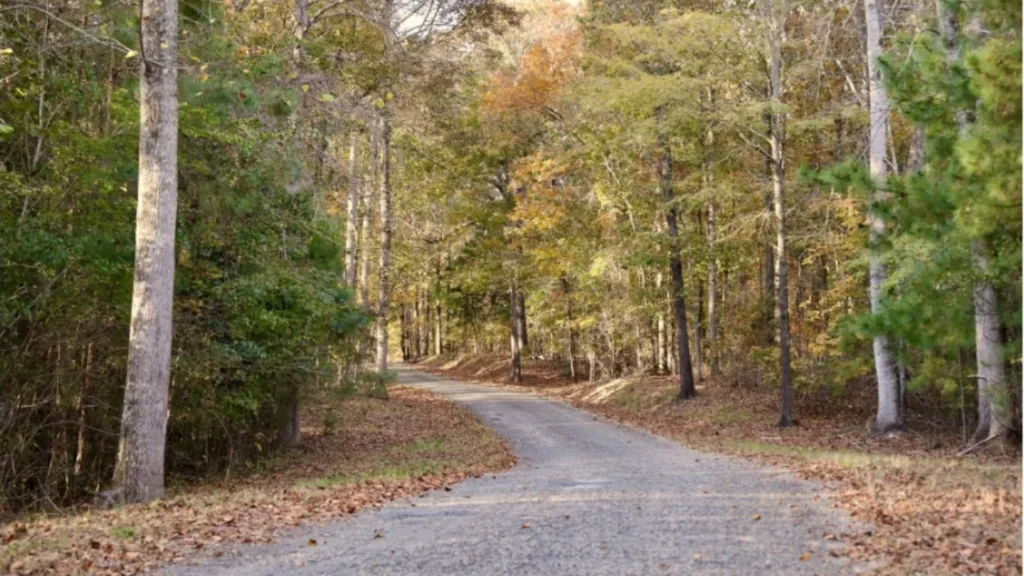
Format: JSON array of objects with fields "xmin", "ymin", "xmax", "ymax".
[{"xmin": 165, "ymin": 366, "xmax": 863, "ymax": 575}]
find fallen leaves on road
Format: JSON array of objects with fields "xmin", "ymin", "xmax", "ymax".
[
  {"xmin": 0, "ymin": 386, "xmax": 514, "ymax": 576},
  {"xmin": 422, "ymin": 354, "xmax": 1022, "ymax": 576}
]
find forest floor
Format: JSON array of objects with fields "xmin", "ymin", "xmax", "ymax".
[
  {"xmin": 420, "ymin": 353, "xmax": 1022, "ymax": 576},
  {"xmin": 0, "ymin": 386, "xmax": 514, "ymax": 576}
]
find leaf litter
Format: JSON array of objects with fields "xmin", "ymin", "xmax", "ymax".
[
  {"xmin": 0, "ymin": 386, "xmax": 514, "ymax": 575},
  {"xmin": 422, "ymin": 354, "xmax": 1022, "ymax": 576}
]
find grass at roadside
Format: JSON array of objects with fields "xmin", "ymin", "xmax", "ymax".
[
  {"xmin": 421, "ymin": 353, "xmax": 1022, "ymax": 576},
  {"xmin": 1, "ymin": 386, "xmax": 514, "ymax": 576}
]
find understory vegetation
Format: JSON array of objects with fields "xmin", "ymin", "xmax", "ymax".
[
  {"xmin": 0, "ymin": 0, "xmax": 1019, "ymax": 549},
  {"xmin": 1, "ymin": 386, "xmax": 512, "ymax": 575},
  {"xmin": 386, "ymin": 0, "xmax": 1022, "ymax": 449}
]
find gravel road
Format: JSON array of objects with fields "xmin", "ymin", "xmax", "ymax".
[{"xmin": 167, "ymin": 365, "xmax": 862, "ymax": 575}]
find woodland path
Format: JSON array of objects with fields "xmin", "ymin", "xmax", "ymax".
[{"xmin": 167, "ymin": 366, "xmax": 863, "ymax": 575}]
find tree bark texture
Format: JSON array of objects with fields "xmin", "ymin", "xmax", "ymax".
[
  {"xmin": 765, "ymin": 0, "xmax": 794, "ymax": 427},
  {"xmin": 116, "ymin": 0, "xmax": 179, "ymax": 503},
  {"xmin": 864, "ymin": 0, "xmax": 902, "ymax": 433},
  {"xmin": 658, "ymin": 108, "xmax": 696, "ymax": 400},
  {"xmin": 510, "ymin": 280, "xmax": 523, "ymax": 383},
  {"xmin": 375, "ymin": 113, "xmax": 393, "ymax": 374},
  {"xmin": 343, "ymin": 131, "xmax": 360, "ymax": 287}
]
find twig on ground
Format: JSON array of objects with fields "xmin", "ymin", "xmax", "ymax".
[{"xmin": 956, "ymin": 434, "xmax": 998, "ymax": 457}]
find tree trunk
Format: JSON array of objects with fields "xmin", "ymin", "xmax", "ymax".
[
  {"xmin": 434, "ymin": 301, "xmax": 442, "ymax": 355},
  {"xmin": 375, "ymin": 114, "xmax": 393, "ymax": 375},
  {"xmin": 658, "ymin": 108, "xmax": 696, "ymax": 400},
  {"xmin": 703, "ymin": 91, "xmax": 719, "ymax": 376},
  {"xmin": 765, "ymin": 0, "xmax": 794, "ymax": 427},
  {"xmin": 760, "ymin": 187, "xmax": 776, "ymax": 346},
  {"xmin": 413, "ymin": 288, "xmax": 421, "ymax": 359},
  {"xmin": 510, "ymin": 280, "xmax": 523, "ymax": 383},
  {"xmin": 634, "ymin": 324, "xmax": 643, "ymax": 372},
  {"xmin": 115, "ymin": 0, "xmax": 179, "ymax": 502},
  {"xmin": 343, "ymin": 131, "xmax": 361, "ymax": 287},
  {"xmin": 357, "ymin": 122, "xmax": 379, "ymax": 365},
  {"xmin": 934, "ymin": 0, "xmax": 1009, "ymax": 446},
  {"xmin": 693, "ymin": 264, "xmax": 703, "ymax": 383},
  {"xmin": 864, "ymin": 0, "xmax": 901, "ymax": 433},
  {"xmin": 657, "ymin": 312, "xmax": 666, "ymax": 374},
  {"xmin": 518, "ymin": 292, "xmax": 528, "ymax": 352},
  {"xmin": 562, "ymin": 276, "xmax": 576, "ymax": 382},
  {"xmin": 567, "ymin": 313, "xmax": 576, "ymax": 382},
  {"xmin": 400, "ymin": 303, "xmax": 408, "ymax": 361},
  {"xmin": 278, "ymin": 387, "xmax": 300, "ymax": 448},
  {"xmin": 424, "ymin": 294, "xmax": 432, "ymax": 357},
  {"xmin": 73, "ymin": 343, "xmax": 93, "ymax": 478},
  {"xmin": 707, "ymin": 203, "xmax": 718, "ymax": 376},
  {"xmin": 291, "ymin": 0, "xmax": 308, "ymax": 61},
  {"xmin": 971, "ymin": 249, "xmax": 1009, "ymax": 442}
]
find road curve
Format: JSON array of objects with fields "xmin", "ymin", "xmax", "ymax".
[{"xmin": 167, "ymin": 366, "xmax": 861, "ymax": 576}]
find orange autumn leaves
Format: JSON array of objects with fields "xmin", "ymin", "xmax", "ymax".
[{"xmin": 480, "ymin": 8, "xmax": 580, "ymax": 118}]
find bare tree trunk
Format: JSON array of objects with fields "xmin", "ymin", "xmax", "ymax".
[
  {"xmin": 667, "ymin": 301, "xmax": 677, "ymax": 375},
  {"xmin": 375, "ymin": 114, "xmax": 393, "ymax": 374},
  {"xmin": 634, "ymin": 323, "xmax": 643, "ymax": 372},
  {"xmin": 279, "ymin": 0, "xmax": 310, "ymax": 447},
  {"xmin": 115, "ymin": 0, "xmax": 178, "ymax": 503},
  {"xmin": 291, "ymin": 0, "xmax": 308, "ymax": 61},
  {"xmin": 657, "ymin": 312, "xmax": 666, "ymax": 373},
  {"xmin": 510, "ymin": 280, "xmax": 523, "ymax": 383},
  {"xmin": 357, "ymin": 122, "xmax": 379, "ymax": 365},
  {"xmin": 519, "ymin": 292, "xmax": 528, "ymax": 353},
  {"xmin": 73, "ymin": 343, "xmax": 93, "ymax": 478},
  {"xmin": 765, "ymin": 0, "xmax": 794, "ymax": 427},
  {"xmin": 565, "ymin": 280, "xmax": 576, "ymax": 382},
  {"xmin": 971, "ymin": 249, "xmax": 1009, "ymax": 442},
  {"xmin": 278, "ymin": 388, "xmax": 300, "ymax": 448},
  {"xmin": 658, "ymin": 108, "xmax": 696, "ymax": 400},
  {"xmin": 655, "ymin": 272, "xmax": 666, "ymax": 373},
  {"xmin": 413, "ymin": 287, "xmax": 421, "ymax": 359},
  {"xmin": 400, "ymin": 303, "xmax": 408, "ymax": 361},
  {"xmin": 707, "ymin": 204, "xmax": 718, "ymax": 376},
  {"xmin": 760, "ymin": 187, "xmax": 776, "ymax": 346},
  {"xmin": 434, "ymin": 301, "xmax": 442, "ymax": 355},
  {"xmin": 424, "ymin": 294, "xmax": 432, "ymax": 357},
  {"xmin": 864, "ymin": 0, "xmax": 901, "ymax": 433},
  {"xmin": 703, "ymin": 90, "xmax": 719, "ymax": 377},
  {"xmin": 343, "ymin": 131, "xmax": 361, "ymax": 287},
  {"xmin": 692, "ymin": 263, "xmax": 703, "ymax": 383}
]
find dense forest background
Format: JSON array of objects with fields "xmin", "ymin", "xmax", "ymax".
[{"xmin": 0, "ymin": 0, "xmax": 1020, "ymax": 513}]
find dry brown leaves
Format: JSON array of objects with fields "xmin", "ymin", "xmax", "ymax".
[
  {"xmin": 0, "ymin": 387, "xmax": 514, "ymax": 576},
  {"xmin": 422, "ymin": 355, "xmax": 1022, "ymax": 576}
]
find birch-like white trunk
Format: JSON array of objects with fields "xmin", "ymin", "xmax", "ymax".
[
  {"xmin": 972, "ymin": 249, "xmax": 1009, "ymax": 442},
  {"xmin": 343, "ymin": 131, "xmax": 360, "ymax": 287},
  {"xmin": 116, "ymin": 0, "xmax": 178, "ymax": 503},
  {"xmin": 864, "ymin": 0, "xmax": 901, "ymax": 432}
]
